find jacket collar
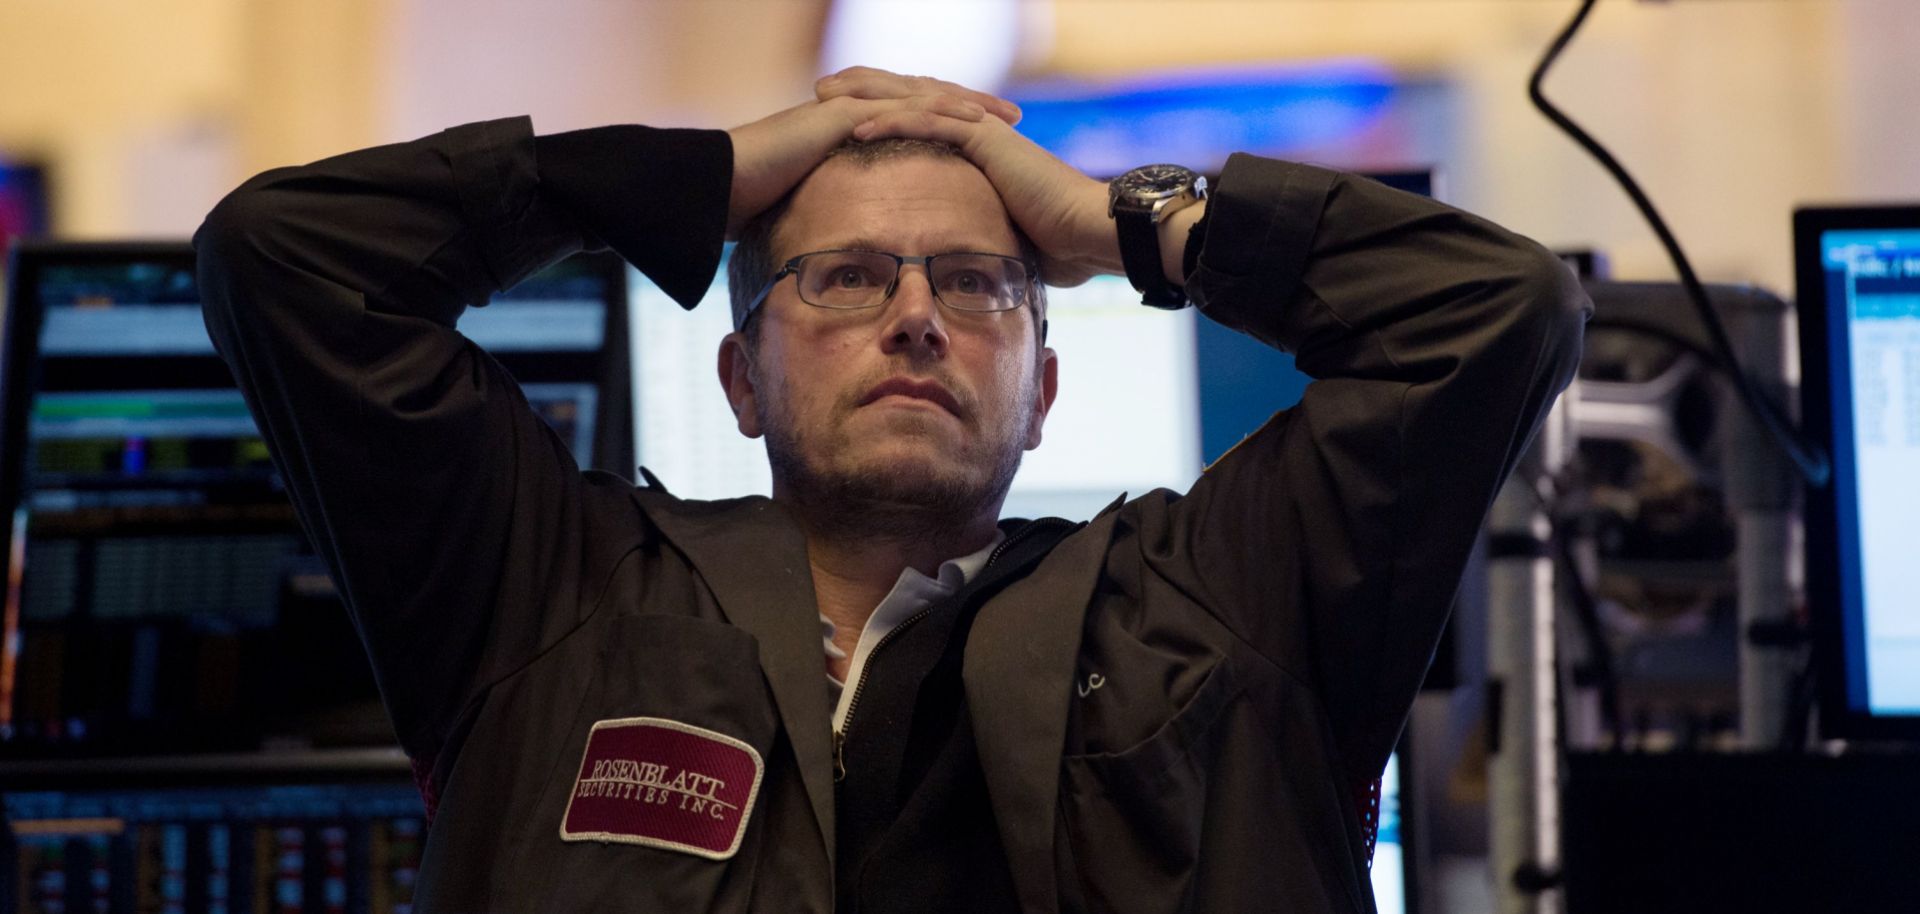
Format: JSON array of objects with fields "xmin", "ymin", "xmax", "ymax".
[
  {"xmin": 628, "ymin": 487, "xmax": 837, "ymax": 869},
  {"xmin": 964, "ymin": 501, "xmax": 1122, "ymax": 914}
]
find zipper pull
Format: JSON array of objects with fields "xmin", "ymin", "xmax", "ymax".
[{"xmin": 832, "ymin": 729, "xmax": 847, "ymax": 783}]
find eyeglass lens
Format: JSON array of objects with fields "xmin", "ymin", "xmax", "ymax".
[{"xmin": 795, "ymin": 251, "xmax": 1028, "ymax": 312}]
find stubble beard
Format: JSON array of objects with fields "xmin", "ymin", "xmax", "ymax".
[{"xmin": 756, "ymin": 367, "xmax": 1030, "ymax": 542}]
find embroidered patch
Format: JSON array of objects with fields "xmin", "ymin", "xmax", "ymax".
[{"xmin": 559, "ymin": 717, "xmax": 765, "ymax": 860}]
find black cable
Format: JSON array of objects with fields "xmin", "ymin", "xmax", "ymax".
[{"xmin": 1528, "ymin": 0, "xmax": 1832, "ymax": 488}]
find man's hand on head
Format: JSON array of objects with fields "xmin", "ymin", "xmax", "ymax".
[
  {"xmin": 814, "ymin": 66, "xmax": 1122, "ymax": 288},
  {"xmin": 724, "ymin": 72, "xmax": 1020, "ymax": 239}
]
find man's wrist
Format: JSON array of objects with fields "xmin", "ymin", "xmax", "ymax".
[
  {"xmin": 1075, "ymin": 181, "xmax": 1126, "ymax": 275},
  {"xmin": 1159, "ymin": 200, "xmax": 1207, "ymax": 287},
  {"xmin": 1064, "ymin": 182, "xmax": 1203, "ymax": 287}
]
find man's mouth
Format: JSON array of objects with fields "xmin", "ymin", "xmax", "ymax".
[{"xmin": 858, "ymin": 377, "xmax": 964, "ymax": 418}]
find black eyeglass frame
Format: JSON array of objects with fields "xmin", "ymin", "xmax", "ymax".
[{"xmin": 741, "ymin": 249, "xmax": 1040, "ymax": 320}]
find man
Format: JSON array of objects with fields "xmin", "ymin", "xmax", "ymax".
[{"xmin": 196, "ymin": 68, "xmax": 1587, "ymax": 913}]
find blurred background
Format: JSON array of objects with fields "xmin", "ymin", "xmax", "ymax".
[
  {"xmin": 2, "ymin": 0, "xmax": 1915, "ymax": 291},
  {"xmin": 2, "ymin": 1, "xmax": 1918, "ymax": 913}
]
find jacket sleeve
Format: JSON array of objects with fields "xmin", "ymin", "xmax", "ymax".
[
  {"xmin": 1165, "ymin": 153, "xmax": 1590, "ymax": 784},
  {"xmin": 193, "ymin": 116, "xmax": 730, "ymax": 758}
]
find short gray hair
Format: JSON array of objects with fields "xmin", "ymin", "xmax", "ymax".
[{"xmin": 726, "ymin": 138, "xmax": 1047, "ymax": 342}]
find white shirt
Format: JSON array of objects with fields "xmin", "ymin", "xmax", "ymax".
[{"xmin": 823, "ymin": 531, "xmax": 1004, "ymax": 732}]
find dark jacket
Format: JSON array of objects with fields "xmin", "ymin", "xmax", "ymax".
[{"xmin": 194, "ymin": 116, "xmax": 1588, "ymax": 913}]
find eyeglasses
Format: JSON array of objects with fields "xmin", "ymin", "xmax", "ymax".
[{"xmin": 743, "ymin": 249, "xmax": 1036, "ymax": 318}]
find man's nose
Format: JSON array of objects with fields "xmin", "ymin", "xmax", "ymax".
[{"xmin": 880, "ymin": 265, "xmax": 949, "ymax": 356}]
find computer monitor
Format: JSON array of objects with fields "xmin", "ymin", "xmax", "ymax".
[
  {"xmin": 1796, "ymin": 206, "xmax": 1920, "ymax": 741},
  {"xmin": 0, "ymin": 241, "xmax": 631, "ymax": 759},
  {"xmin": 0, "ymin": 751, "xmax": 423, "ymax": 913}
]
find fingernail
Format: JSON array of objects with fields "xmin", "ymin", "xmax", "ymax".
[
  {"xmin": 853, "ymin": 121, "xmax": 875, "ymax": 139},
  {"xmin": 963, "ymin": 101, "xmax": 986, "ymax": 119}
]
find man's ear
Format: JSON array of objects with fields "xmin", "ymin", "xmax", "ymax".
[
  {"xmin": 1023, "ymin": 345, "xmax": 1059, "ymax": 451},
  {"xmin": 717, "ymin": 332, "xmax": 764, "ymax": 439}
]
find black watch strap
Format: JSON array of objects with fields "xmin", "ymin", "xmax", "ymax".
[{"xmin": 1115, "ymin": 207, "xmax": 1186, "ymax": 310}]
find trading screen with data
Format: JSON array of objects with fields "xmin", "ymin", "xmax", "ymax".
[
  {"xmin": 0, "ymin": 244, "xmax": 626, "ymax": 759},
  {"xmin": 2, "ymin": 773, "xmax": 425, "ymax": 914},
  {"xmin": 1803, "ymin": 216, "xmax": 1920, "ymax": 732}
]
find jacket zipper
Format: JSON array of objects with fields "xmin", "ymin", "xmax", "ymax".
[
  {"xmin": 830, "ymin": 519, "xmax": 1072, "ymax": 782},
  {"xmin": 832, "ymin": 605, "xmax": 931, "ymax": 782}
]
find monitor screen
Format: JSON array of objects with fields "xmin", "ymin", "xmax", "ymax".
[
  {"xmin": 1797, "ymin": 207, "xmax": 1920, "ymax": 740},
  {"xmin": 1, "ymin": 756, "xmax": 423, "ymax": 913},
  {"xmin": 0, "ymin": 242, "xmax": 629, "ymax": 759}
]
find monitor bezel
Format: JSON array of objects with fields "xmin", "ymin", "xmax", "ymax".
[{"xmin": 1795, "ymin": 204, "xmax": 1920, "ymax": 742}]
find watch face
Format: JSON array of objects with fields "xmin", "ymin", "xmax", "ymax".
[{"xmin": 1117, "ymin": 164, "xmax": 1199, "ymax": 200}]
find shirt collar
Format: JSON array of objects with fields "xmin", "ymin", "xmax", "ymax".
[
  {"xmin": 870, "ymin": 528, "xmax": 1005, "ymax": 623},
  {"xmin": 932, "ymin": 528, "xmax": 1004, "ymax": 589},
  {"xmin": 821, "ymin": 529, "xmax": 1007, "ymax": 654}
]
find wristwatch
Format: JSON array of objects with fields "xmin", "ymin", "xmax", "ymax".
[{"xmin": 1108, "ymin": 164, "xmax": 1208, "ymax": 309}]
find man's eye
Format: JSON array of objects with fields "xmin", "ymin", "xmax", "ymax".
[
  {"xmin": 945, "ymin": 271, "xmax": 991, "ymax": 295},
  {"xmin": 832, "ymin": 268, "xmax": 874, "ymax": 288}
]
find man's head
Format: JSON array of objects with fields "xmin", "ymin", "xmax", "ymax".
[
  {"xmin": 726, "ymin": 139, "xmax": 1049, "ymax": 340},
  {"xmin": 717, "ymin": 139, "xmax": 1058, "ymax": 537}
]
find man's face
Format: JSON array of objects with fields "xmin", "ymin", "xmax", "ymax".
[{"xmin": 720, "ymin": 156, "xmax": 1057, "ymax": 526}]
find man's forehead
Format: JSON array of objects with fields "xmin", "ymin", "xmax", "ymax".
[{"xmin": 774, "ymin": 156, "xmax": 1020, "ymax": 258}]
